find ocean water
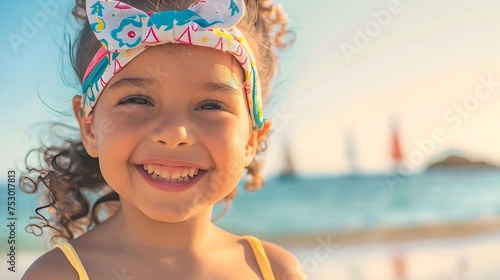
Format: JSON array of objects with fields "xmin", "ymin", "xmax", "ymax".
[
  {"xmin": 1, "ymin": 168, "xmax": 500, "ymax": 250},
  {"xmin": 216, "ymin": 168, "xmax": 500, "ymax": 237}
]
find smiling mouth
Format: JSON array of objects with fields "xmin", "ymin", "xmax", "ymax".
[{"xmin": 141, "ymin": 164, "xmax": 201, "ymax": 183}]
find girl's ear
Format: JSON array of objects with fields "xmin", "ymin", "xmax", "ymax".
[
  {"xmin": 245, "ymin": 119, "xmax": 272, "ymax": 167},
  {"xmin": 72, "ymin": 96, "xmax": 99, "ymax": 158}
]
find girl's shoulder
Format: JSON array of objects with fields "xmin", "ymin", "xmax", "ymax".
[
  {"xmin": 21, "ymin": 244, "xmax": 79, "ymax": 280},
  {"xmin": 221, "ymin": 230, "xmax": 305, "ymax": 279},
  {"xmin": 259, "ymin": 240, "xmax": 306, "ymax": 280}
]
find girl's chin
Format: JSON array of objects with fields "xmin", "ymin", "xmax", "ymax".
[{"xmin": 137, "ymin": 202, "xmax": 212, "ymax": 223}]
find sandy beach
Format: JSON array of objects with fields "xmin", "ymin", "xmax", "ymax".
[
  {"xmin": 288, "ymin": 231, "xmax": 500, "ymax": 280},
  {"xmin": 281, "ymin": 218, "xmax": 500, "ymax": 280}
]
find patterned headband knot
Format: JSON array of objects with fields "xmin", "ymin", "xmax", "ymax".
[{"xmin": 82, "ymin": 0, "xmax": 264, "ymax": 129}]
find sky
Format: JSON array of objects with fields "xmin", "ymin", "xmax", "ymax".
[{"xmin": 1, "ymin": 0, "xmax": 500, "ymax": 178}]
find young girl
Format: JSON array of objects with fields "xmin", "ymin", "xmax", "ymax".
[{"xmin": 21, "ymin": 0, "xmax": 303, "ymax": 279}]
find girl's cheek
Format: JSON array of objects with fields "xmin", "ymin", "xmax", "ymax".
[
  {"xmin": 91, "ymin": 118, "xmax": 136, "ymax": 144},
  {"xmin": 115, "ymin": 107, "xmax": 155, "ymax": 124}
]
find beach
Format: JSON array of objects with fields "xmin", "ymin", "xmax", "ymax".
[
  {"xmin": 290, "ymin": 231, "xmax": 500, "ymax": 280},
  {"xmin": 283, "ymin": 220, "xmax": 500, "ymax": 280}
]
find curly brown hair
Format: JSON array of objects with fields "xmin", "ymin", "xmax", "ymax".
[{"xmin": 21, "ymin": 0, "xmax": 294, "ymax": 243}]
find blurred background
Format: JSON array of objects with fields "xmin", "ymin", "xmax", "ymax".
[{"xmin": 1, "ymin": 0, "xmax": 500, "ymax": 279}]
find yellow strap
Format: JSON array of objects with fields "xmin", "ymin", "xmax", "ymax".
[
  {"xmin": 243, "ymin": 236, "xmax": 275, "ymax": 280},
  {"xmin": 54, "ymin": 242, "xmax": 90, "ymax": 280}
]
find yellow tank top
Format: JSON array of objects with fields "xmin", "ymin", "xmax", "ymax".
[{"xmin": 54, "ymin": 235, "xmax": 275, "ymax": 280}]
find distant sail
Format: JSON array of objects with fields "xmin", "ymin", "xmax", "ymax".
[
  {"xmin": 283, "ymin": 139, "xmax": 295, "ymax": 176},
  {"xmin": 391, "ymin": 128, "xmax": 402, "ymax": 162},
  {"xmin": 344, "ymin": 128, "xmax": 359, "ymax": 172},
  {"xmin": 390, "ymin": 118, "xmax": 403, "ymax": 167}
]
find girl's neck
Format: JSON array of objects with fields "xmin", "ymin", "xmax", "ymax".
[{"xmin": 111, "ymin": 199, "xmax": 215, "ymax": 254}]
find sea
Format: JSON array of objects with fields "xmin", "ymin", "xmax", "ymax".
[{"xmin": 217, "ymin": 168, "xmax": 500, "ymax": 238}]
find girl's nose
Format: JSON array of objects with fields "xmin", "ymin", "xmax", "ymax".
[{"xmin": 150, "ymin": 117, "xmax": 194, "ymax": 148}]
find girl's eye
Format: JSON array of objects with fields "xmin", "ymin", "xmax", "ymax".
[
  {"xmin": 117, "ymin": 95, "xmax": 153, "ymax": 106},
  {"xmin": 197, "ymin": 100, "xmax": 229, "ymax": 111}
]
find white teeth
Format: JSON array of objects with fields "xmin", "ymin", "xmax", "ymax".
[
  {"xmin": 160, "ymin": 171, "xmax": 170, "ymax": 180},
  {"xmin": 144, "ymin": 164, "xmax": 150, "ymax": 173},
  {"xmin": 142, "ymin": 164, "xmax": 200, "ymax": 183}
]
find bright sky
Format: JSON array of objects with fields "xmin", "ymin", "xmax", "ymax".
[{"xmin": 1, "ymin": 0, "xmax": 500, "ymax": 178}]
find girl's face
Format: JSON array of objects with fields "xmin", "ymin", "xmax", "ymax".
[{"xmin": 75, "ymin": 44, "xmax": 270, "ymax": 222}]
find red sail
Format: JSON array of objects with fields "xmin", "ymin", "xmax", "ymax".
[{"xmin": 391, "ymin": 125, "xmax": 402, "ymax": 163}]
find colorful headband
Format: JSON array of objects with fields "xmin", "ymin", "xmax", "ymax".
[{"xmin": 81, "ymin": 0, "xmax": 264, "ymax": 129}]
